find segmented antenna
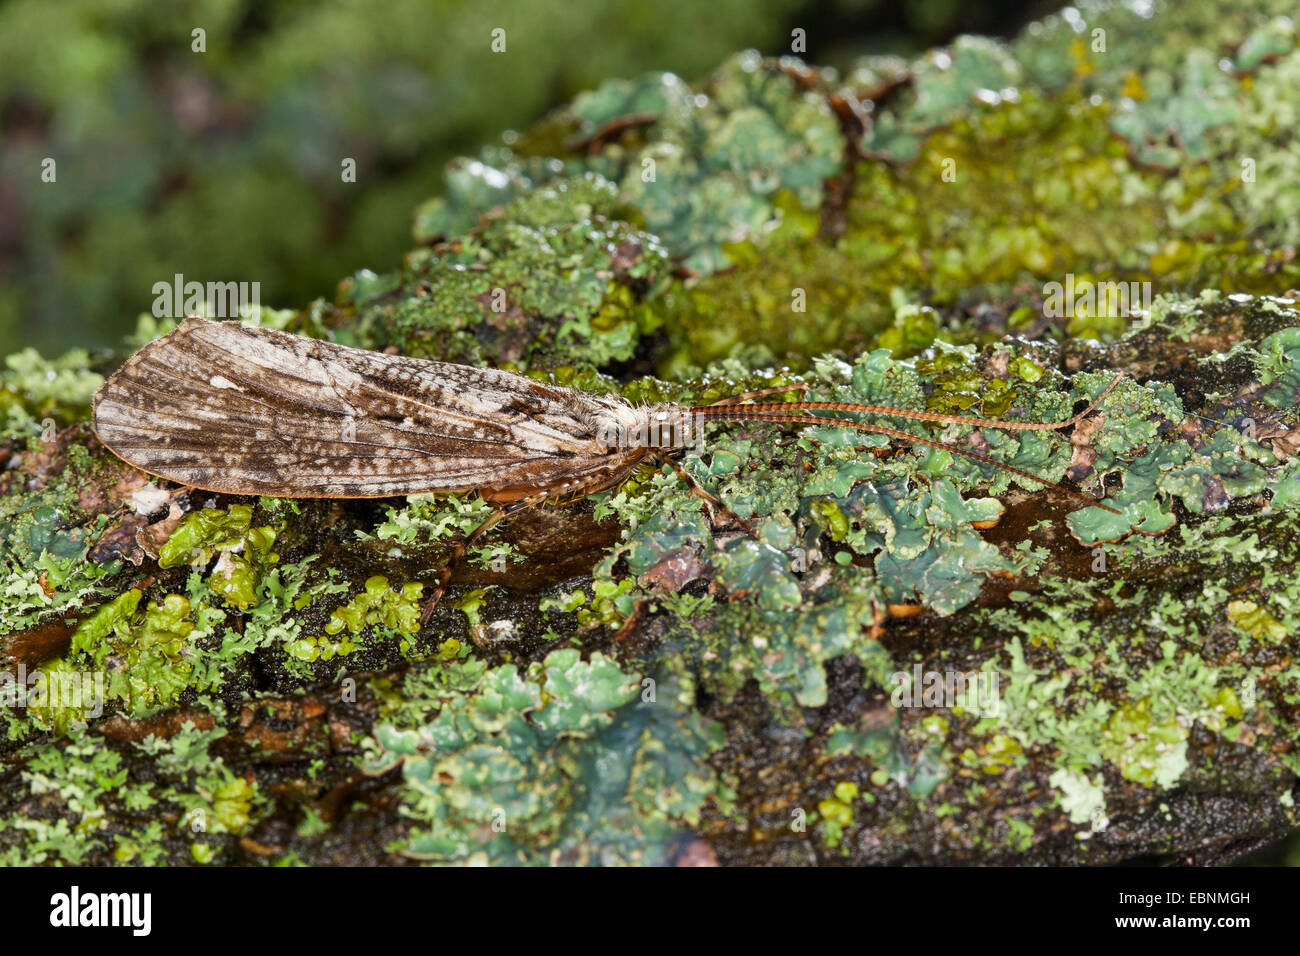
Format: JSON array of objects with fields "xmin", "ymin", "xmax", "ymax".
[{"xmin": 691, "ymin": 373, "xmax": 1124, "ymax": 516}]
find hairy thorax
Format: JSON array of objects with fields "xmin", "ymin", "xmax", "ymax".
[{"xmin": 581, "ymin": 395, "xmax": 697, "ymax": 452}]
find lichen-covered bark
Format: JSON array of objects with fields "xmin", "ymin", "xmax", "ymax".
[{"xmin": 3, "ymin": 0, "xmax": 1300, "ymax": 865}]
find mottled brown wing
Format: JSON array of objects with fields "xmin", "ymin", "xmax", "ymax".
[{"xmin": 93, "ymin": 318, "xmax": 609, "ymax": 497}]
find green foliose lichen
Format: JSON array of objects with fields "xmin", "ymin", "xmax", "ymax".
[{"xmin": 363, "ymin": 648, "xmax": 727, "ymax": 864}]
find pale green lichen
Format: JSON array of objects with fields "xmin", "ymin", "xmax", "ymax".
[
  {"xmin": 0, "ymin": 723, "xmax": 262, "ymax": 865},
  {"xmin": 363, "ymin": 648, "xmax": 727, "ymax": 864}
]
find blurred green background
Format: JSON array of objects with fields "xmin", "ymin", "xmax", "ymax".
[{"xmin": 0, "ymin": 0, "xmax": 1051, "ymax": 357}]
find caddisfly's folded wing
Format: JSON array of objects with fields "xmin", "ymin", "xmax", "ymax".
[{"xmin": 93, "ymin": 318, "xmax": 599, "ymax": 497}]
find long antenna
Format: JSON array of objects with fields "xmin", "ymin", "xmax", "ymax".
[
  {"xmin": 691, "ymin": 372, "xmax": 1124, "ymax": 516},
  {"xmin": 691, "ymin": 373, "xmax": 1123, "ymax": 429}
]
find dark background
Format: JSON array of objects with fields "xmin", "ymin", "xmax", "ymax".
[{"xmin": 0, "ymin": 0, "xmax": 1053, "ymax": 357}]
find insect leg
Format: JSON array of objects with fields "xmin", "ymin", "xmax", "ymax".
[
  {"xmin": 652, "ymin": 451, "xmax": 760, "ymax": 537},
  {"xmin": 419, "ymin": 501, "xmax": 526, "ymax": 624}
]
